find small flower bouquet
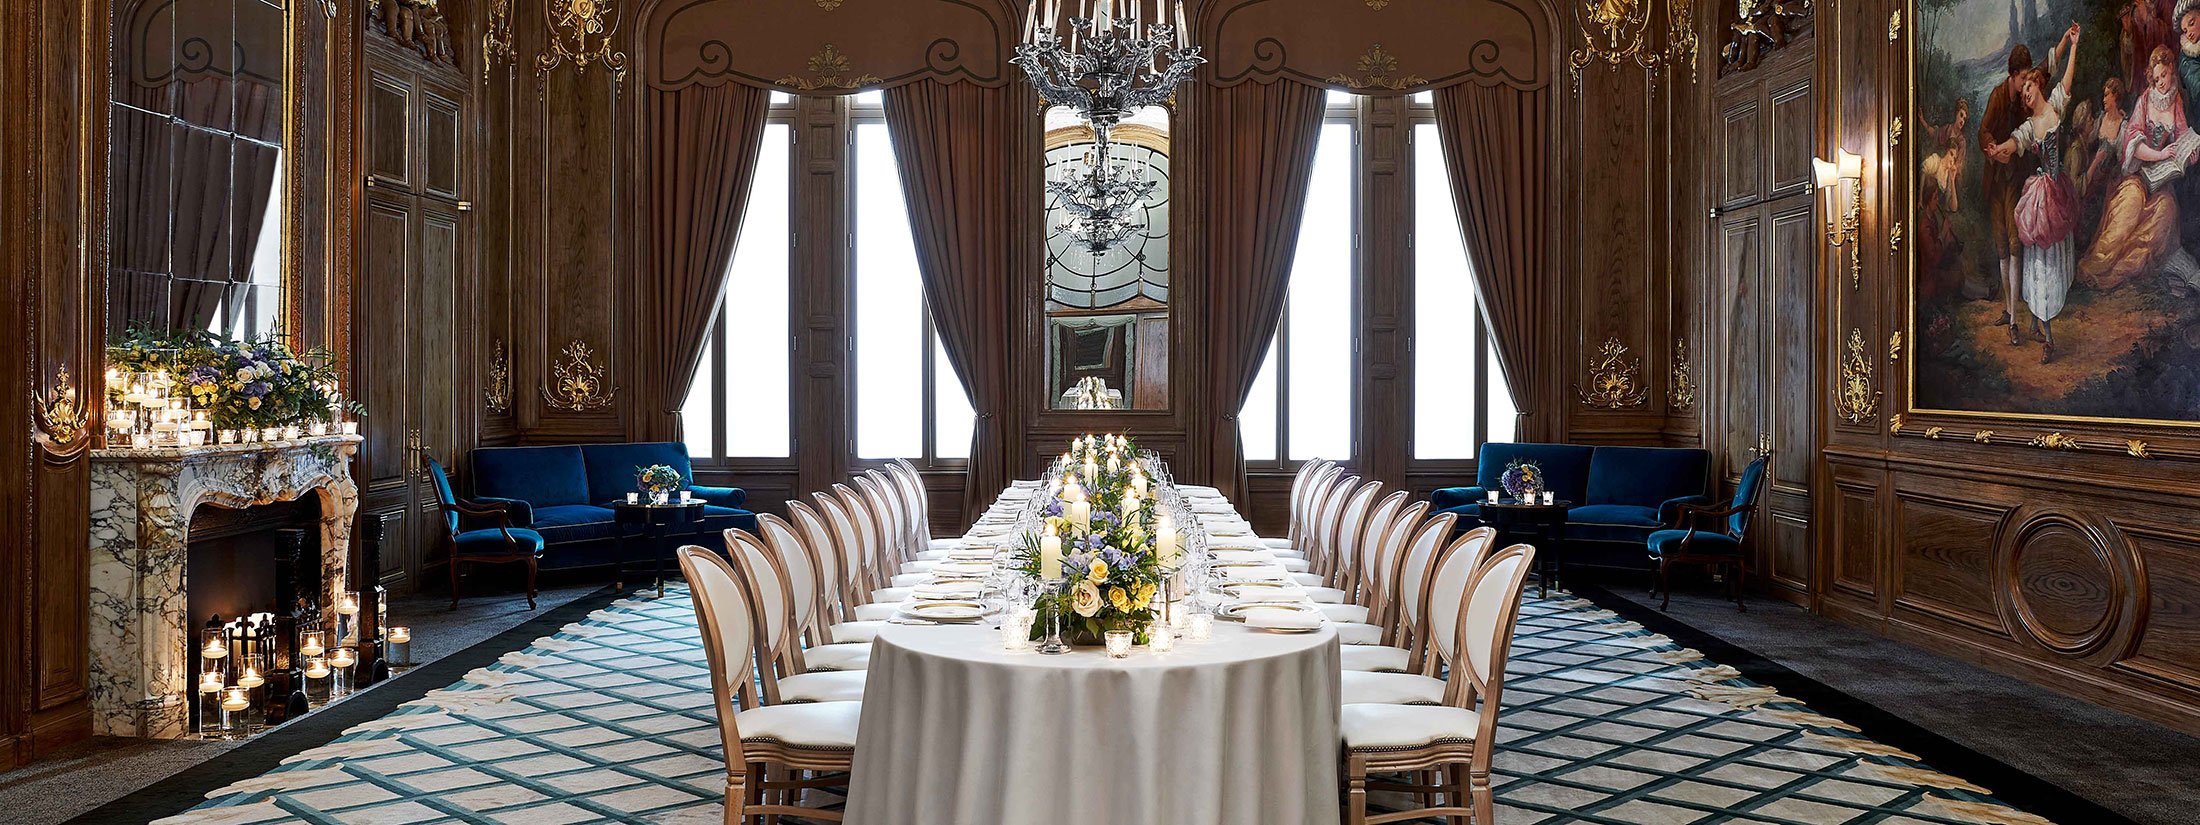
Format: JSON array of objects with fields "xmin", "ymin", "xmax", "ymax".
[
  {"xmin": 1018, "ymin": 433, "xmax": 1164, "ymax": 645},
  {"xmin": 1500, "ymin": 459, "xmax": 1544, "ymax": 500},
  {"xmin": 635, "ymin": 464, "xmax": 683, "ymax": 504},
  {"xmin": 107, "ymin": 326, "xmax": 356, "ymax": 431}
]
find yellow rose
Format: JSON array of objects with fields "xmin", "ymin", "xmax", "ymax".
[
  {"xmin": 1088, "ymin": 559, "xmax": 1109, "ymax": 582},
  {"xmin": 1071, "ymin": 581, "xmax": 1103, "ymax": 617},
  {"xmin": 1107, "ymin": 586, "xmax": 1133, "ymax": 612},
  {"xmin": 1134, "ymin": 582, "xmax": 1157, "ymax": 605}
]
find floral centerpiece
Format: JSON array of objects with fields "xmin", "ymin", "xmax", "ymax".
[
  {"xmin": 1014, "ymin": 433, "xmax": 1171, "ymax": 645},
  {"xmin": 107, "ymin": 327, "xmax": 356, "ymax": 431},
  {"xmin": 635, "ymin": 464, "xmax": 683, "ymax": 505},
  {"xmin": 1500, "ymin": 458, "xmax": 1545, "ymax": 500}
]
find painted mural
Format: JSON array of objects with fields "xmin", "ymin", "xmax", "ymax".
[{"xmin": 1912, "ymin": 0, "xmax": 2200, "ymax": 423}]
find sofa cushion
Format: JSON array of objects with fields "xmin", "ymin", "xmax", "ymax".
[
  {"xmin": 1567, "ymin": 503, "xmax": 1664, "ymax": 544},
  {"xmin": 580, "ymin": 442, "xmax": 696, "ymax": 506},
  {"xmin": 454, "ymin": 527, "xmax": 545, "ymax": 557},
  {"xmin": 531, "ymin": 504, "xmax": 621, "ymax": 545},
  {"xmin": 472, "ymin": 446, "xmax": 591, "ymax": 508},
  {"xmin": 1584, "ymin": 446, "xmax": 1708, "ymax": 507},
  {"xmin": 701, "ymin": 505, "xmax": 761, "ymax": 536},
  {"xmin": 1477, "ymin": 442, "xmax": 1594, "ymax": 503}
]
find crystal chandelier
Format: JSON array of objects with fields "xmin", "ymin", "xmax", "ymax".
[
  {"xmin": 1048, "ymin": 135, "xmax": 1159, "ymax": 254},
  {"xmin": 1013, "ymin": 0, "xmax": 1203, "ymax": 128}
]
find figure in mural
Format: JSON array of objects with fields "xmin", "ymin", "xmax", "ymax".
[
  {"xmin": 1991, "ymin": 23, "xmax": 2084, "ymax": 360},
  {"xmin": 1920, "ymin": 99, "xmax": 1972, "ymax": 298},
  {"xmin": 1981, "ymin": 44, "xmax": 2042, "ymax": 341},
  {"xmin": 2080, "ymin": 45, "xmax": 2200, "ymax": 286}
]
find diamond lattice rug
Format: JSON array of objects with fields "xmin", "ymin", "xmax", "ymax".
[{"xmin": 156, "ymin": 588, "xmax": 2060, "ymax": 825}]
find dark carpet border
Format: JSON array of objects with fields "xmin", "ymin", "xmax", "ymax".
[
  {"xmin": 68, "ymin": 586, "xmax": 626, "ymax": 825},
  {"xmin": 1569, "ymin": 582, "xmax": 2136, "ymax": 825}
]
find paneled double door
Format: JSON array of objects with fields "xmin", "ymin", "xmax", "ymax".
[
  {"xmin": 355, "ymin": 44, "xmax": 470, "ymax": 595},
  {"xmin": 1711, "ymin": 54, "xmax": 1816, "ymax": 606}
]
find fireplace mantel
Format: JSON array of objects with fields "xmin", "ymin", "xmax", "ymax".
[{"xmin": 88, "ymin": 434, "xmax": 362, "ymax": 738}]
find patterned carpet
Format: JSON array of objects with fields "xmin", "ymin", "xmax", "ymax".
[{"xmin": 155, "ymin": 588, "xmax": 2058, "ymax": 825}]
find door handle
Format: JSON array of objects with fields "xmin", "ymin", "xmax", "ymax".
[
  {"xmin": 1748, "ymin": 432, "xmax": 1773, "ymax": 457},
  {"xmin": 406, "ymin": 428, "xmax": 429, "ymax": 478}
]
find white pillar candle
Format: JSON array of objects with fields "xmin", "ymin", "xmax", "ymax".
[
  {"xmin": 1040, "ymin": 527, "xmax": 1062, "ymax": 580},
  {"xmin": 236, "ymin": 667, "xmax": 264, "ymax": 690}
]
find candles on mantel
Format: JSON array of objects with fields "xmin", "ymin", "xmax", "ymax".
[
  {"xmin": 303, "ymin": 656, "xmax": 331, "ymax": 704},
  {"xmin": 386, "ymin": 626, "xmax": 413, "ymax": 669},
  {"xmin": 335, "ymin": 590, "xmax": 362, "ymax": 647},
  {"xmin": 329, "ymin": 647, "xmax": 357, "ymax": 696}
]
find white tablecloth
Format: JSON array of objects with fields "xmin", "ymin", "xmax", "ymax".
[{"xmin": 842, "ymin": 620, "xmax": 1342, "ymax": 825}]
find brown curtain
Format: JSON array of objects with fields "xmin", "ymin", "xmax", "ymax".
[
  {"xmin": 1434, "ymin": 82, "xmax": 1551, "ymax": 440},
  {"xmin": 637, "ymin": 82, "xmax": 772, "ymax": 442},
  {"xmin": 883, "ymin": 79, "xmax": 1025, "ymax": 522},
  {"xmin": 1193, "ymin": 79, "xmax": 1327, "ymax": 502}
]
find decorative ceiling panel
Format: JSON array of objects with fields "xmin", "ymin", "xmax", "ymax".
[
  {"xmin": 1204, "ymin": 0, "xmax": 1552, "ymax": 92},
  {"xmin": 648, "ymin": 0, "xmax": 1010, "ymax": 91}
]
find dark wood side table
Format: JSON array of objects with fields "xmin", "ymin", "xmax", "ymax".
[
  {"xmin": 1481, "ymin": 499, "xmax": 1571, "ymax": 598},
  {"xmin": 610, "ymin": 500, "xmax": 707, "ymax": 597}
]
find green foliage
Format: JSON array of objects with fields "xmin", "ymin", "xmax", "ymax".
[{"xmin": 107, "ymin": 326, "xmax": 357, "ymax": 430}]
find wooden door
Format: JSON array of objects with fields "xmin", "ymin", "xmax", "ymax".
[{"xmin": 355, "ymin": 45, "xmax": 470, "ymax": 594}]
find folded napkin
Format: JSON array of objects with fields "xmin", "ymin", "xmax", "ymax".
[
  {"xmin": 1178, "ymin": 485, "xmax": 1224, "ymax": 498},
  {"xmin": 1217, "ymin": 564, "xmax": 1288, "ymax": 581},
  {"xmin": 1242, "ymin": 607, "xmax": 1323, "ymax": 631},
  {"xmin": 1207, "ymin": 539, "xmax": 1270, "ymax": 552},
  {"xmin": 913, "ymin": 582, "xmax": 983, "ymax": 599},
  {"xmin": 1209, "ymin": 548, "xmax": 1273, "ymax": 562}
]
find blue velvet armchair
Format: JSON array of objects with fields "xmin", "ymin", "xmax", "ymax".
[
  {"xmin": 425, "ymin": 457, "xmax": 545, "ymax": 609},
  {"xmin": 1646, "ymin": 454, "xmax": 1769, "ymax": 611}
]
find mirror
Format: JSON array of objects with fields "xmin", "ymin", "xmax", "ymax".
[
  {"xmin": 108, "ymin": 0, "xmax": 289, "ymax": 341},
  {"xmin": 1043, "ymin": 104, "xmax": 1170, "ymax": 411}
]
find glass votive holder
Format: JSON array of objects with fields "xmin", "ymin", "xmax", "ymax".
[
  {"xmin": 1104, "ymin": 629, "xmax": 1133, "ymax": 658},
  {"xmin": 998, "ymin": 612, "xmax": 1033, "ymax": 651},
  {"xmin": 328, "ymin": 647, "xmax": 357, "ymax": 695},
  {"xmin": 200, "ymin": 628, "xmax": 230, "ymax": 663},
  {"xmin": 335, "ymin": 591, "xmax": 362, "ymax": 644},
  {"xmin": 303, "ymin": 656, "xmax": 331, "ymax": 704},
  {"xmin": 340, "ymin": 420, "xmax": 358, "ymax": 435},
  {"xmin": 1148, "ymin": 621, "xmax": 1174, "ymax": 652},
  {"xmin": 386, "ymin": 626, "xmax": 413, "ymax": 668},
  {"xmin": 625, "ymin": 491, "xmax": 639, "ymax": 504},
  {"xmin": 1541, "ymin": 491, "xmax": 1555, "ymax": 505},
  {"xmin": 196, "ymin": 671, "xmax": 225, "ymax": 738},
  {"xmin": 309, "ymin": 422, "xmax": 329, "ymax": 436},
  {"xmin": 218, "ymin": 429, "xmax": 237, "ymax": 445},
  {"xmin": 1187, "ymin": 612, "xmax": 1214, "ymax": 641},
  {"xmin": 1487, "ymin": 490, "xmax": 1500, "ymax": 504},
  {"xmin": 260, "ymin": 427, "xmax": 281, "ymax": 443},
  {"xmin": 282, "ymin": 425, "xmax": 301, "ymax": 440},
  {"xmin": 220, "ymin": 686, "xmax": 252, "ymax": 739},
  {"xmin": 298, "ymin": 630, "xmax": 326, "ymax": 659}
]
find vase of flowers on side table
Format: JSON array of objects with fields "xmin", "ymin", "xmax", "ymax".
[{"xmin": 637, "ymin": 464, "xmax": 682, "ymax": 506}]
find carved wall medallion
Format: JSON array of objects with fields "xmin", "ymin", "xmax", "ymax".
[
  {"xmin": 776, "ymin": 44, "xmax": 885, "ymax": 91},
  {"xmin": 1669, "ymin": 338, "xmax": 1697, "ymax": 412},
  {"xmin": 33, "ymin": 364, "xmax": 89, "ymax": 456},
  {"xmin": 1835, "ymin": 328, "xmax": 1881, "ymax": 424},
  {"xmin": 1571, "ymin": 0, "xmax": 1698, "ymax": 89},
  {"xmin": 1995, "ymin": 509, "xmax": 2134, "ymax": 658},
  {"xmin": 1576, "ymin": 336, "xmax": 1648, "ymax": 409},
  {"xmin": 484, "ymin": 339, "xmax": 513, "ymax": 414},
  {"xmin": 483, "ymin": 0, "xmax": 516, "ymax": 76},
  {"xmin": 2029, "ymin": 432, "xmax": 2079, "ymax": 451},
  {"xmin": 1326, "ymin": 44, "xmax": 1428, "ymax": 90},
  {"xmin": 541, "ymin": 340, "xmax": 619, "ymax": 412},
  {"xmin": 538, "ymin": 0, "xmax": 629, "ymax": 92}
]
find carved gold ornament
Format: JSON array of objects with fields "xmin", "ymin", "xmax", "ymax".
[
  {"xmin": 776, "ymin": 44, "xmax": 883, "ymax": 91},
  {"xmin": 1326, "ymin": 44, "xmax": 1428, "ymax": 90},
  {"xmin": 1669, "ymin": 338, "xmax": 1698, "ymax": 412},
  {"xmin": 1889, "ymin": 413, "xmax": 1904, "ymax": 433},
  {"xmin": 1973, "ymin": 430, "xmax": 1994, "ymax": 443},
  {"xmin": 536, "ymin": 0, "xmax": 629, "ymax": 92},
  {"xmin": 1834, "ymin": 328, "xmax": 1881, "ymax": 424},
  {"xmin": 1888, "ymin": 331, "xmax": 1903, "ymax": 362},
  {"xmin": 541, "ymin": 340, "xmax": 619, "ymax": 412},
  {"xmin": 1576, "ymin": 336, "xmax": 1649, "ymax": 409},
  {"xmin": 483, "ymin": 0, "xmax": 516, "ymax": 76},
  {"xmin": 1888, "ymin": 10, "xmax": 1901, "ymax": 41},
  {"xmin": 1568, "ymin": 0, "xmax": 1698, "ymax": 90},
  {"xmin": 2126, "ymin": 439, "xmax": 2153, "ymax": 459},
  {"xmin": 1365, "ymin": 0, "xmax": 1391, "ymax": 7},
  {"xmin": 1923, "ymin": 426, "xmax": 1944, "ymax": 439},
  {"xmin": 484, "ymin": 339, "xmax": 513, "ymax": 414},
  {"xmin": 817, "ymin": 0, "xmax": 845, "ymax": 8},
  {"xmin": 1890, "ymin": 116, "xmax": 1904, "ymax": 146},
  {"xmin": 2029, "ymin": 432, "xmax": 2078, "ymax": 451},
  {"xmin": 1889, "ymin": 221, "xmax": 1904, "ymax": 255},
  {"xmin": 33, "ymin": 364, "xmax": 89, "ymax": 454}
]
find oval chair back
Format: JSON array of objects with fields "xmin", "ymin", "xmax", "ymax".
[
  {"xmin": 756, "ymin": 514, "xmax": 819, "ymax": 660},
  {"xmin": 889, "ymin": 460, "xmax": 930, "ymax": 556},
  {"xmin": 812, "ymin": 491, "xmax": 865, "ymax": 609},
  {"xmin": 1364, "ymin": 499, "xmax": 1429, "ymax": 634},
  {"xmin": 723, "ymin": 529, "xmax": 795, "ymax": 704},
  {"xmin": 849, "ymin": 476, "xmax": 896, "ymax": 591},
  {"xmin": 1423, "ymin": 527, "xmax": 1498, "ymax": 678},
  {"xmin": 1352, "ymin": 491, "xmax": 1411, "ymax": 606},
  {"xmin": 1329, "ymin": 480, "xmax": 1385, "ymax": 589},
  {"xmin": 1284, "ymin": 460, "xmax": 1329, "ymax": 547},
  {"xmin": 1446, "ymin": 544, "xmax": 1537, "ymax": 744},
  {"xmin": 1303, "ymin": 466, "xmax": 1349, "ymax": 571},
  {"xmin": 860, "ymin": 471, "xmax": 904, "ymax": 562},
  {"xmin": 1394, "ymin": 517, "xmax": 1466, "ymax": 669},
  {"xmin": 785, "ymin": 501, "xmax": 842, "ymax": 629},
  {"xmin": 678, "ymin": 545, "xmax": 757, "ymax": 760},
  {"xmin": 832, "ymin": 483, "xmax": 881, "ymax": 592}
]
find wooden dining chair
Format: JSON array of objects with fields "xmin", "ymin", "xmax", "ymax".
[
  {"xmin": 1271, "ymin": 459, "xmax": 1331, "ymax": 553},
  {"xmin": 1341, "ymin": 543, "xmax": 1536, "ymax": 825},
  {"xmin": 724, "ymin": 528, "xmax": 869, "ymax": 705},
  {"xmin": 1337, "ymin": 522, "xmax": 1486, "ymax": 707},
  {"xmin": 676, "ymin": 545, "xmax": 860, "ymax": 825}
]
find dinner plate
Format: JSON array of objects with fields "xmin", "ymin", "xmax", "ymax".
[
  {"xmin": 1219, "ymin": 580, "xmax": 1300, "ymax": 597},
  {"xmin": 912, "ymin": 582, "xmax": 983, "ymax": 600},
  {"xmin": 1219, "ymin": 601, "xmax": 1318, "ymax": 620},
  {"xmin": 931, "ymin": 561, "xmax": 993, "ymax": 575},
  {"xmin": 903, "ymin": 600, "xmax": 986, "ymax": 621},
  {"xmin": 1215, "ymin": 564, "xmax": 1287, "ymax": 581}
]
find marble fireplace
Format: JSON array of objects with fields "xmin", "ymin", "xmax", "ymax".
[{"xmin": 88, "ymin": 434, "xmax": 362, "ymax": 738}]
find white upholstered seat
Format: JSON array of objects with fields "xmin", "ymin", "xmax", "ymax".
[
  {"xmin": 734, "ymin": 701, "xmax": 863, "ymax": 749},
  {"xmin": 1340, "ymin": 644, "xmax": 1411, "ymax": 673},
  {"xmin": 1339, "ymin": 671, "xmax": 1446, "ymax": 705},
  {"xmin": 1302, "ymin": 584, "xmax": 1347, "ymax": 603},
  {"xmin": 1333, "ymin": 621, "xmax": 1382, "ymax": 645},
  {"xmin": 1340, "ymin": 703, "xmax": 1480, "ymax": 749},
  {"xmin": 802, "ymin": 642, "xmax": 871, "ymax": 672},
  {"xmin": 830, "ymin": 620, "xmax": 884, "ymax": 643},
  {"xmin": 852, "ymin": 602, "xmax": 900, "ymax": 621},
  {"xmin": 775, "ymin": 670, "xmax": 869, "ymax": 703},
  {"xmin": 1318, "ymin": 603, "xmax": 1370, "ymax": 624}
]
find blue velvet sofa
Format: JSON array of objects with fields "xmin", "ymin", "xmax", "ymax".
[
  {"xmin": 468, "ymin": 442, "xmax": 756, "ymax": 572},
  {"xmin": 1431, "ymin": 442, "xmax": 1711, "ymax": 565}
]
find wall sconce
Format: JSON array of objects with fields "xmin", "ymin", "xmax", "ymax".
[{"xmin": 1814, "ymin": 148, "xmax": 1865, "ymax": 289}]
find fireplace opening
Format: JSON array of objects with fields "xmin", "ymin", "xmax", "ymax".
[{"xmin": 186, "ymin": 499, "xmax": 321, "ymax": 738}]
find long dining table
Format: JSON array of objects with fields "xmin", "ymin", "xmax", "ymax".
[{"xmin": 841, "ymin": 480, "xmax": 1344, "ymax": 825}]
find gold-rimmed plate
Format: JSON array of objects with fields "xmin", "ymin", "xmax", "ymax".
[
  {"xmin": 1218, "ymin": 601, "xmax": 1318, "ymax": 620},
  {"xmin": 903, "ymin": 600, "xmax": 986, "ymax": 621}
]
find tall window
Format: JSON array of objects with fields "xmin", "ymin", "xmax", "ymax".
[
  {"xmin": 1410, "ymin": 119, "xmax": 1515, "ymax": 457},
  {"xmin": 852, "ymin": 99, "xmax": 975, "ymax": 462},
  {"xmin": 1241, "ymin": 111, "xmax": 1357, "ymax": 463},
  {"xmin": 682, "ymin": 111, "xmax": 795, "ymax": 459}
]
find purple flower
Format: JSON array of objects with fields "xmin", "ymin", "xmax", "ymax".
[
  {"xmin": 244, "ymin": 381, "xmax": 272, "ymax": 398},
  {"xmin": 1043, "ymin": 500, "xmax": 1064, "ymax": 517},
  {"xmin": 1093, "ymin": 510, "xmax": 1121, "ymax": 527}
]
